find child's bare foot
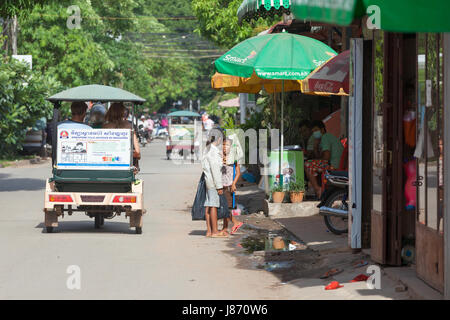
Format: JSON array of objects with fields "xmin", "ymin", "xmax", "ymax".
[
  {"xmin": 219, "ymin": 229, "xmax": 229, "ymax": 236},
  {"xmin": 211, "ymin": 232, "xmax": 228, "ymax": 238},
  {"xmin": 206, "ymin": 232, "xmax": 212, "ymax": 237}
]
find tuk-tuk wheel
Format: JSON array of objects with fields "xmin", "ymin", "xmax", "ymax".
[
  {"xmin": 94, "ymin": 215, "xmax": 103, "ymax": 229},
  {"xmin": 46, "ymin": 227, "xmax": 54, "ymax": 233},
  {"xmin": 136, "ymin": 227, "xmax": 142, "ymax": 234}
]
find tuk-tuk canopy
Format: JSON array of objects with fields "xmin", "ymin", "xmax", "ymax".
[
  {"xmin": 47, "ymin": 84, "xmax": 146, "ymax": 104},
  {"xmin": 167, "ymin": 110, "xmax": 201, "ymax": 117}
]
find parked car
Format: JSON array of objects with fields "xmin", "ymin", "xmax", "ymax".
[{"xmin": 22, "ymin": 117, "xmax": 47, "ymax": 157}]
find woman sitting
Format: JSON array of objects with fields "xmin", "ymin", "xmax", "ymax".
[{"xmin": 103, "ymin": 102, "xmax": 141, "ymax": 171}]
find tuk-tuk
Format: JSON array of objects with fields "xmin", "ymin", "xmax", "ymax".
[
  {"xmin": 43, "ymin": 85, "xmax": 146, "ymax": 234},
  {"xmin": 165, "ymin": 110, "xmax": 202, "ymax": 161}
]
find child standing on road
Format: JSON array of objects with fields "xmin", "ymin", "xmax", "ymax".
[
  {"xmin": 202, "ymin": 128, "xmax": 227, "ymax": 238},
  {"xmin": 220, "ymin": 138, "xmax": 244, "ymax": 236}
]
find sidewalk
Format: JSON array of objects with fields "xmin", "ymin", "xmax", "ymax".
[
  {"xmin": 275, "ymin": 215, "xmax": 348, "ymax": 253},
  {"xmin": 274, "ymin": 205, "xmax": 444, "ymax": 300},
  {"xmin": 382, "ymin": 266, "xmax": 444, "ymax": 300},
  {"xmin": 234, "ymin": 183, "xmax": 446, "ymax": 299}
]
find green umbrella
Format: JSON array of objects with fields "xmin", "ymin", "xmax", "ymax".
[
  {"xmin": 215, "ymin": 32, "xmax": 337, "ymax": 187},
  {"xmin": 215, "ymin": 32, "xmax": 337, "ymax": 80}
]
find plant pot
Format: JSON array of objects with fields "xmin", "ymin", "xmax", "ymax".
[
  {"xmin": 290, "ymin": 191, "xmax": 304, "ymax": 203},
  {"xmin": 272, "ymin": 191, "xmax": 285, "ymax": 203}
]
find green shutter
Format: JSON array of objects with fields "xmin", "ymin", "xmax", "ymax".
[
  {"xmin": 238, "ymin": 0, "xmax": 450, "ymax": 32},
  {"xmin": 238, "ymin": 0, "xmax": 291, "ymax": 24}
]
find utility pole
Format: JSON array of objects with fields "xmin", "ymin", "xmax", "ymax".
[{"xmin": 189, "ymin": 100, "xmax": 193, "ymax": 112}]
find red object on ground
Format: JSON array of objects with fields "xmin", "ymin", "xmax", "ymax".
[
  {"xmin": 350, "ymin": 274, "xmax": 369, "ymax": 282},
  {"xmin": 325, "ymin": 281, "xmax": 344, "ymax": 290}
]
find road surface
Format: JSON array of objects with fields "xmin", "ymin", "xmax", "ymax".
[{"xmin": 0, "ymin": 140, "xmax": 408, "ymax": 299}]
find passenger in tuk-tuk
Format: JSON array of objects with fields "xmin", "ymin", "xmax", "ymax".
[
  {"xmin": 58, "ymin": 101, "xmax": 92, "ymax": 130},
  {"xmin": 88, "ymin": 103, "xmax": 107, "ymax": 128},
  {"xmin": 103, "ymin": 102, "xmax": 141, "ymax": 171}
]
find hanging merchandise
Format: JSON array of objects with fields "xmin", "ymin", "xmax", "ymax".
[
  {"xmin": 404, "ymin": 160, "xmax": 417, "ymax": 210},
  {"xmin": 403, "ymin": 110, "xmax": 416, "ymax": 148},
  {"xmin": 414, "ymin": 106, "xmax": 435, "ymax": 159}
]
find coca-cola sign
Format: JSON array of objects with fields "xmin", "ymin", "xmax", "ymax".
[{"xmin": 310, "ymin": 80, "xmax": 339, "ymax": 93}]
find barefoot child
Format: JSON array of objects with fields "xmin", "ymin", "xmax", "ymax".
[
  {"xmin": 202, "ymin": 128, "xmax": 227, "ymax": 238},
  {"xmin": 220, "ymin": 138, "xmax": 244, "ymax": 235}
]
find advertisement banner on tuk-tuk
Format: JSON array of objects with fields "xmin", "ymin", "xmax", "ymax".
[{"xmin": 57, "ymin": 129, "xmax": 131, "ymax": 170}]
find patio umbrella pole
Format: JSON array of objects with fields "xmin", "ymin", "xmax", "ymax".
[{"xmin": 279, "ymin": 80, "xmax": 285, "ymax": 188}]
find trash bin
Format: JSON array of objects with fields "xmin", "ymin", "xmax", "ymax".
[{"xmin": 267, "ymin": 145, "xmax": 304, "ymax": 193}]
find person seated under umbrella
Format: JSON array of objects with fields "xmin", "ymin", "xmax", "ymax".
[{"xmin": 304, "ymin": 120, "xmax": 343, "ymax": 198}]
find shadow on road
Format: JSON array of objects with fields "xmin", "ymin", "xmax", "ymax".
[
  {"xmin": 0, "ymin": 178, "xmax": 45, "ymax": 192},
  {"xmin": 35, "ymin": 221, "xmax": 136, "ymax": 234},
  {"xmin": 189, "ymin": 230, "xmax": 207, "ymax": 236}
]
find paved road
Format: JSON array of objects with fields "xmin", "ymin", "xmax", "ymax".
[
  {"xmin": 0, "ymin": 140, "xmax": 409, "ymax": 300},
  {"xmin": 0, "ymin": 140, "xmax": 291, "ymax": 299}
]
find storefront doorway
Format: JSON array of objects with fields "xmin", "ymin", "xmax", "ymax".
[
  {"xmin": 415, "ymin": 33, "xmax": 445, "ymax": 293},
  {"xmin": 371, "ymin": 32, "xmax": 406, "ymax": 266},
  {"xmin": 370, "ymin": 31, "xmax": 445, "ymax": 293}
]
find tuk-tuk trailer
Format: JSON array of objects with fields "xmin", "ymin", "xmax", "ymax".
[
  {"xmin": 43, "ymin": 85, "xmax": 146, "ymax": 234},
  {"xmin": 165, "ymin": 110, "xmax": 201, "ymax": 161}
]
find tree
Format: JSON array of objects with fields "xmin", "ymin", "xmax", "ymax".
[
  {"xmin": 0, "ymin": 56, "xmax": 61, "ymax": 157},
  {"xmin": 0, "ymin": 0, "xmax": 50, "ymax": 18},
  {"xmin": 1, "ymin": 0, "xmax": 51, "ymax": 54},
  {"xmin": 16, "ymin": 1, "xmax": 205, "ymax": 112},
  {"xmin": 18, "ymin": 1, "xmax": 115, "ymax": 87},
  {"xmin": 191, "ymin": 0, "xmax": 276, "ymax": 49}
]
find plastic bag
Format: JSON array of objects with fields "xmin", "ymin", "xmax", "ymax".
[
  {"xmin": 191, "ymin": 174, "xmax": 206, "ymax": 220},
  {"xmin": 217, "ymin": 194, "xmax": 230, "ymax": 219},
  {"xmin": 191, "ymin": 173, "xmax": 230, "ymax": 220}
]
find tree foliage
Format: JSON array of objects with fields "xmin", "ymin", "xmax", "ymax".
[
  {"xmin": 192, "ymin": 0, "xmax": 276, "ymax": 49},
  {"xmin": 16, "ymin": 0, "xmax": 202, "ymax": 112},
  {"xmin": 1, "ymin": 0, "xmax": 241, "ymax": 157},
  {"xmin": 0, "ymin": 0, "xmax": 50, "ymax": 18},
  {"xmin": 0, "ymin": 56, "xmax": 61, "ymax": 157}
]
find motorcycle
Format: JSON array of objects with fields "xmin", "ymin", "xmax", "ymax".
[
  {"xmin": 152, "ymin": 125, "xmax": 168, "ymax": 139},
  {"xmin": 137, "ymin": 124, "xmax": 148, "ymax": 147},
  {"xmin": 317, "ymin": 170, "xmax": 349, "ymax": 235}
]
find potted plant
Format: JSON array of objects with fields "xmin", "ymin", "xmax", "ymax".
[
  {"xmin": 288, "ymin": 179, "xmax": 305, "ymax": 203},
  {"xmin": 271, "ymin": 185, "xmax": 285, "ymax": 203}
]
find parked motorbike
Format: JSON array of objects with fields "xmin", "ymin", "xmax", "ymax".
[{"xmin": 317, "ymin": 170, "xmax": 349, "ymax": 235}]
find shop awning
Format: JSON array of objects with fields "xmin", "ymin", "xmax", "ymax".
[
  {"xmin": 238, "ymin": 0, "xmax": 450, "ymax": 32},
  {"xmin": 237, "ymin": 0, "xmax": 364, "ymax": 26},
  {"xmin": 237, "ymin": 0, "xmax": 292, "ymax": 24}
]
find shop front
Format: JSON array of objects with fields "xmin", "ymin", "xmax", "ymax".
[
  {"xmin": 236, "ymin": 0, "xmax": 450, "ymax": 297},
  {"xmin": 369, "ymin": 31, "xmax": 446, "ymax": 294}
]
